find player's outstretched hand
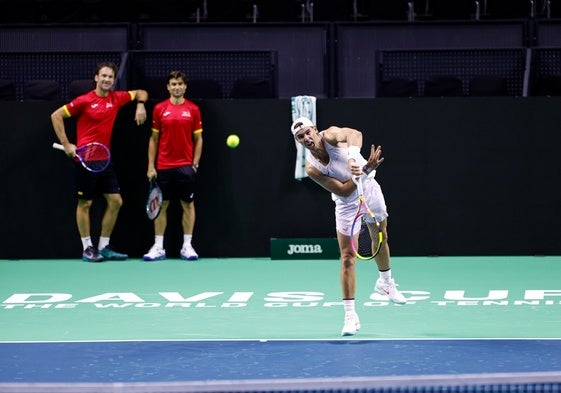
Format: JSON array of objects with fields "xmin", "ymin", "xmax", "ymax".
[{"xmin": 364, "ymin": 144, "xmax": 384, "ymax": 172}]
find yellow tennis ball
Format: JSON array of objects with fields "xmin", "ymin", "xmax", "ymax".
[{"xmin": 227, "ymin": 134, "xmax": 240, "ymax": 148}]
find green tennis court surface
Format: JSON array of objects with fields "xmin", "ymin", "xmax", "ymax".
[{"xmin": 1, "ymin": 256, "xmax": 560, "ymax": 342}]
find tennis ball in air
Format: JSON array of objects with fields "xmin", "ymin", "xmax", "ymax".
[{"xmin": 226, "ymin": 134, "xmax": 240, "ymax": 148}]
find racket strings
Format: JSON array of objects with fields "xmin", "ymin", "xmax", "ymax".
[
  {"xmin": 147, "ymin": 189, "xmax": 162, "ymax": 218},
  {"xmin": 146, "ymin": 182, "xmax": 163, "ymax": 220},
  {"xmin": 352, "ymin": 180, "xmax": 384, "ymax": 260},
  {"xmin": 356, "ymin": 218, "xmax": 380, "ymax": 260},
  {"xmin": 80, "ymin": 144, "xmax": 110, "ymax": 171},
  {"xmin": 351, "ymin": 207, "xmax": 383, "ymax": 260}
]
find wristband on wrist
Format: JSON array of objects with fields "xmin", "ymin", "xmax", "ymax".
[
  {"xmin": 137, "ymin": 100, "xmax": 145, "ymax": 104},
  {"xmin": 363, "ymin": 165, "xmax": 376, "ymax": 178}
]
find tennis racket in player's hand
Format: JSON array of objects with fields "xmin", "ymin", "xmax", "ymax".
[
  {"xmin": 146, "ymin": 178, "xmax": 163, "ymax": 220},
  {"xmin": 350, "ymin": 176, "xmax": 383, "ymax": 260},
  {"xmin": 52, "ymin": 142, "xmax": 110, "ymax": 173}
]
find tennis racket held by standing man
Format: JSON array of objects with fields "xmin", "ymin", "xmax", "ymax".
[
  {"xmin": 52, "ymin": 142, "xmax": 111, "ymax": 173},
  {"xmin": 146, "ymin": 178, "xmax": 163, "ymax": 220}
]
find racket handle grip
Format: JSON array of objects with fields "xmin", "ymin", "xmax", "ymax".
[
  {"xmin": 355, "ymin": 176, "xmax": 364, "ymax": 195},
  {"xmin": 52, "ymin": 142, "xmax": 64, "ymax": 151}
]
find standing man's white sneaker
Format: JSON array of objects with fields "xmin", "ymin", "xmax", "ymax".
[
  {"xmin": 180, "ymin": 244, "xmax": 198, "ymax": 261},
  {"xmin": 143, "ymin": 244, "xmax": 166, "ymax": 261}
]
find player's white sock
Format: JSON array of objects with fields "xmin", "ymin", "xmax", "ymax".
[
  {"xmin": 183, "ymin": 234, "xmax": 193, "ymax": 248},
  {"xmin": 98, "ymin": 237, "xmax": 110, "ymax": 250},
  {"xmin": 343, "ymin": 299, "xmax": 355, "ymax": 314},
  {"xmin": 155, "ymin": 235, "xmax": 164, "ymax": 248},
  {"xmin": 81, "ymin": 236, "xmax": 93, "ymax": 250},
  {"xmin": 379, "ymin": 269, "xmax": 392, "ymax": 282}
]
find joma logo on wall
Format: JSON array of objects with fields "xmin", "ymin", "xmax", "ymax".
[{"xmin": 287, "ymin": 244, "xmax": 323, "ymax": 254}]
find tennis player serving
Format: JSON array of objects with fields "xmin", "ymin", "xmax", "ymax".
[{"xmin": 291, "ymin": 117, "xmax": 407, "ymax": 336}]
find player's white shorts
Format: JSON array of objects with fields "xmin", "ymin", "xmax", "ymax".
[{"xmin": 334, "ymin": 179, "xmax": 388, "ymax": 237}]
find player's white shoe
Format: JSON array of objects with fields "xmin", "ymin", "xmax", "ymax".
[
  {"xmin": 341, "ymin": 313, "xmax": 361, "ymax": 336},
  {"xmin": 180, "ymin": 244, "xmax": 199, "ymax": 261},
  {"xmin": 375, "ymin": 277, "xmax": 407, "ymax": 304},
  {"xmin": 143, "ymin": 244, "xmax": 166, "ymax": 261}
]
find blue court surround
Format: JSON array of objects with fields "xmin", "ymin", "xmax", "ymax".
[{"xmin": 2, "ymin": 339, "xmax": 561, "ymax": 383}]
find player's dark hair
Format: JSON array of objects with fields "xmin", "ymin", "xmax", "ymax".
[
  {"xmin": 95, "ymin": 62, "xmax": 119, "ymax": 77},
  {"xmin": 167, "ymin": 70, "xmax": 187, "ymax": 84}
]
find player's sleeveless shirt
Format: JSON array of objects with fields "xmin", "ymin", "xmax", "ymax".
[{"xmin": 306, "ymin": 134, "xmax": 368, "ymax": 203}]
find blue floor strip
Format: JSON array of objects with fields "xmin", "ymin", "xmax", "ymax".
[{"xmin": 2, "ymin": 339, "xmax": 561, "ymax": 383}]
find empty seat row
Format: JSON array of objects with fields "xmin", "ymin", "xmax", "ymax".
[
  {"xmin": 378, "ymin": 76, "xmax": 510, "ymax": 97},
  {"xmin": 143, "ymin": 76, "xmax": 275, "ymax": 100},
  {"xmin": 5, "ymin": 75, "xmax": 560, "ymax": 101},
  {"xmin": 0, "ymin": 77, "xmax": 275, "ymax": 101},
  {"xmin": 0, "ymin": 79, "xmax": 95, "ymax": 101}
]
